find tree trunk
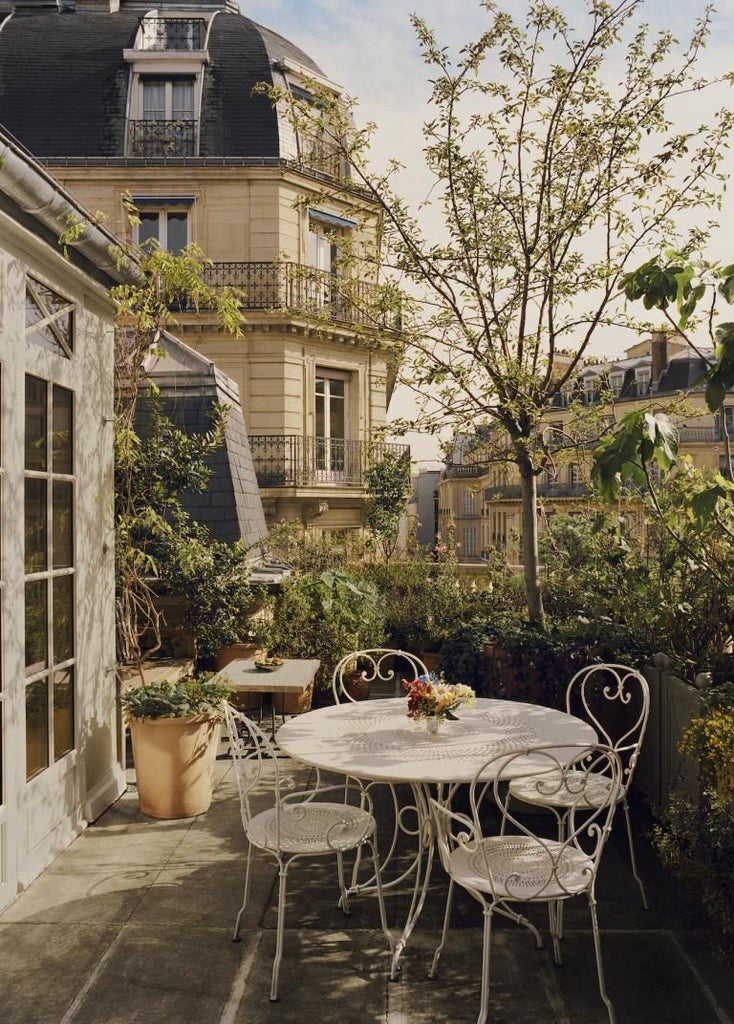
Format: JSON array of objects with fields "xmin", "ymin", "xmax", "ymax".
[{"xmin": 518, "ymin": 458, "xmax": 545, "ymax": 628}]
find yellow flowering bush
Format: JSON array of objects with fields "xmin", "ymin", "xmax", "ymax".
[{"xmin": 679, "ymin": 708, "xmax": 734, "ymax": 794}]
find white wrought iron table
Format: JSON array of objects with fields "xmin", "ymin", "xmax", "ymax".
[{"xmin": 276, "ymin": 696, "xmax": 597, "ymax": 976}]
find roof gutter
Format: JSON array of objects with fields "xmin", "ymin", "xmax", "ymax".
[{"xmin": 0, "ymin": 128, "xmax": 141, "ymax": 287}]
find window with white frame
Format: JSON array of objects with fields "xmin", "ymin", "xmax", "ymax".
[
  {"xmin": 462, "ymin": 489, "xmax": 475, "ymax": 516},
  {"xmin": 141, "ymin": 76, "xmax": 195, "ymax": 120},
  {"xmin": 315, "ymin": 369, "xmax": 349, "ymax": 476},
  {"xmin": 136, "ymin": 208, "xmax": 190, "ymax": 254},
  {"xmin": 635, "ymin": 367, "xmax": 651, "ymax": 395},
  {"xmin": 127, "ymin": 75, "xmax": 197, "ymax": 157},
  {"xmin": 24, "ymin": 374, "xmax": 76, "ymax": 780}
]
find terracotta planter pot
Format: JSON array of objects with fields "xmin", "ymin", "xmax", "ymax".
[
  {"xmin": 216, "ymin": 644, "xmax": 262, "ymax": 711},
  {"xmin": 273, "ymin": 681, "xmax": 314, "ymax": 716},
  {"xmin": 129, "ymin": 715, "xmax": 221, "ymax": 819},
  {"xmin": 344, "ymin": 668, "xmax": 371, "ymax": 701}
]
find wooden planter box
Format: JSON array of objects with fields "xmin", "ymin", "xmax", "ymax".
[{"xmin": 635, "ymin": 667, "xmax": 701, "ymax": 813}]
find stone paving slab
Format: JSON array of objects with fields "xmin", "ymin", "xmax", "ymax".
[{"xmin": 1, "ymin": 747, "xmax": 732, "ymax": 1024}]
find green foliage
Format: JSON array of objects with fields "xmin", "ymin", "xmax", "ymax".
[
  {"xmin": 160, "ymin": 536, "xmax": 261, "ymax": 666},
  {"xmin": 266, "ymin": 520, "xmax": 368, "ymax": 572},
  {"xmin": 268, "ymin": 0, "xmax": 732, "ymax": 626},
  {"xmin": 112, "ymin": 241, "xmax": 245, "ymax": 666},
  {"xmin": 619, "ymin": 253, "xmax": 734, "ymax": 414},
  {"xmin": 119, "ymin": 674, "xmax": 231, "ymax": 721},
  {"xmin": 439, "ymin": 611, "xmax": 650, "ymax": 709},
  {"xmin": 364, "ymin": 449, "xmax": 412, "ymax": 561},
  {"xmin": 361, "ymin": 558, "xmax": 495, "ymax": 653},
  {"xmin": 266, "ymin": 569, "xmax": 386, "ymax": 690},
  {"xmin": 591, "ymin": 409, "xmax": 678, "ymax": 502}
]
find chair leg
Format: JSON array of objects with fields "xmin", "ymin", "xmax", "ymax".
[
  {"xmin": 336, "ymin": 851, "xmax": 351, "ymax": 915},
  {"xmin": 232, "ymin": 845, "xmax": 254, "ymax": 941},
  {"xmin": 622, "ymin": 798, "xmax": 650, "ymax": 910},
  {"xmin": 548, "ymin": 901, "xmax": 563, "ymax": 965},
  {"xmin": 270, "ymin": 863, "xmax": 289, "ymax": 1002},
  {"xmin": 476, "ymin": 906, "xmax": 494, "ymax": 1024},
  {"xmin": 428, "ymin": 876, "xmax": 455, "ymax": 979},
  {"xmin": 588, "ymin": 892, "xmax": 617, "ymax": 1024},
  {"xmin": 369, "ymin": 838, "xmax": 394, "ymax": 958}
]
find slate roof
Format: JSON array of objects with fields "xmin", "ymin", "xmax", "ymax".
[
  {"xmin": 141, "ymin": 332, "xmax": 269, "ymax": 554},
  {"xmin": 0, "ymin": 9, "xmax": 325, "ymax": 158}
]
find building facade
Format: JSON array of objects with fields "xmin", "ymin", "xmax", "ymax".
[
  {"xmin": 0, "ymin": 127, "xmax": 140, "ymax": 910},
  {"xmin": 438, "ymin": 332, "xmax": 731, "ymax": 564},
  {"xmin": 0, "ymin": 0, "xmax": 407, "ymax": 538}
]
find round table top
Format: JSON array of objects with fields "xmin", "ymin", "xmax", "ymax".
[{"xmin": 276, "ymin": 697, "xmax": 597, "ymax": 785}]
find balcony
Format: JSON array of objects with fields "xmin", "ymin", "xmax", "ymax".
[
  {"xmin": 444, "ymin": 463, "xmax": 489, "ymax": 479},
  {"xmin": 198, "ymin": 261, "xmax": 402, "ymax": 331},
  {"xmin": 297, "ymin": 138, "xmax": 350, "ymax": 179},
  {"xmin": 127, "ymin": 119, "xmax": 196, "ymax": 158},
  {"xmin": 678, "ymin": 426, "xmax": 718, "ymax": 443},
  {"xmin": 482, "ymin": 481, "xmax": 589, "ymax": 501},
  {"xmin": 250, "ymin": 436, "xmax": 410, "ymax": 488},
  {"xmin": 139, "ymin": 18, "xmax": 206, "ymax": 50}
]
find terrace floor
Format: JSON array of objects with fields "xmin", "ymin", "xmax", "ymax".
[{"xmin": 1, "ymin": 726, "xmax": 733, "ymax": 1024}]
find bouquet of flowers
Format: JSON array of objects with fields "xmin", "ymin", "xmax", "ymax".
[{"xmin": 402, "ymin": 673, "xmax": 475, "ymax": 722}]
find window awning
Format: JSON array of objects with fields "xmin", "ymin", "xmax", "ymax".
[
  {"xmin": 308, "ymin": 208, "xmax": 356, "ymax": 230},
  {"xmin": 131, "ymin": 195, "xmax": 196, "ymax": 207}
]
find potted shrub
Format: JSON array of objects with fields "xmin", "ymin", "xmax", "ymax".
[
  {"xmin": 266, "ymin": 569, "xmax": 386, "ymax": 708},
  {"xmin": 120, "ymin": 674, "xmax": 231, "ymax": 819}
]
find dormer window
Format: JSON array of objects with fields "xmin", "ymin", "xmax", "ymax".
[
  {"xmin": 128, "ymin": 76, "xmax": 197, "ymax": 157},
  {"xmin": 635, "ymin": 367, "xmax": 651, "ymax": 395},
  {"xmin": 124, "ymin": 18, "xmax": 208, "ymax": 158}
]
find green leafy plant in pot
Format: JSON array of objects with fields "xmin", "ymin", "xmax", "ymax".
[{"xmin": 120, "ymin": 674, "xmax": 231, "ymax": 819}]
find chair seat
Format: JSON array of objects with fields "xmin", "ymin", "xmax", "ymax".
[
  {"xmin": 247, "ymin": 801, "xmax": 375, "ymax": 854},
  {"xmin": 449, "ymin": 834, "xmax": 595, "ymax": 901},
  {"xmin": 509, "ymin": 769, "xmax": 617, "ymax": 810}
]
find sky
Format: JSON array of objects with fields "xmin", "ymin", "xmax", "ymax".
[{"xmin": 243, "ymin": 0, "xmax": 734, "ymax": 462}]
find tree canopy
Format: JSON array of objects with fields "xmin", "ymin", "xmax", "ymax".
[{"xmin": 271, "ymin": 0, "xmax": 733, "ymax": 624}]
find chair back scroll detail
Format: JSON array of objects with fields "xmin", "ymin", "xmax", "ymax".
[{"xmin": 332, "ymin": 647, "xmax": 429, "ymax": 704}]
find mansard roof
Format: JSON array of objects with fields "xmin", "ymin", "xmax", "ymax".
[{"xmin": 0, "ymin": 7, "xmax": 325, "ymax": 159}]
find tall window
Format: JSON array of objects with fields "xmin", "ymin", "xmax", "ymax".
[
  {"xmin": 0, "ymin": 364, "xmax": 3, "ymax": 805},
  {"xmin": 315, "ymin": 370, "xmax": 348, "ymax": 477},
  {"xmin": 462, "ymin": 489, "xmax": 475, "ymax": 516},
  {"xmin": 128, "ymin": 76, "xmax": 197, "ymax": 156},
  {"xmin": 24, "ymin": 375, "xmax": 75, "ymax": 779}
]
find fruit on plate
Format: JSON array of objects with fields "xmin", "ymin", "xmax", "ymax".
[{"xmin": 253, "ymin": 650, "xmax": 284, "ymax": 670}]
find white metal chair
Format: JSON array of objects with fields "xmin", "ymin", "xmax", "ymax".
[
  {"xmin": 332, "ymin": 647, "xmax": 429, "ymax": 703},
  {"xmin": 223, "ymin": 701, "xmax": 391, "ymax": 1001},
  {"xmin": 430, "ymin": 743, "xmax": 624, "ymax": 1024},
  {"xmin": 507, "ymin": 662, "xmax": 650, "ymax": 909}
]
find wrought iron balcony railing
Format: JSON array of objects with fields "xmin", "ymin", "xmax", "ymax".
[
  {"xmin": 139, "ymin": 18, "xmax": 206, "ymax": 50},
  {"xmin": 127, "ymin": 120, "xmax": 196, "ymax": 158},
  {"xmin": 249, "ymin": 436, "xmax": 410, "ymax": 488},
  {"xmin": 296, "ymin": 138, "xmax": 350, "ymax": 179},
  {"xmin": 197, "ymin": 261, "xmax": 402, "ymax": 331}
]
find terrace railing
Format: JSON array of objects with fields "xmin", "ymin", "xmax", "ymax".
[
  {"xmin": 127, "ymin": 119, "xmax": 197, "ymax": 158},
  {"xmin": 199, "ymin": 261, "xmax": 402, "ymax": 331},
  {"xmin": 249, "ymin": 435, "xmax": 410, "ymax": 488},
  {"xmin": 139, "ymin": 18, "xmax": 206, "ymax": 50}
]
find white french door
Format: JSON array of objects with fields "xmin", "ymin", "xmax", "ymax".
[{"xmin": 314, "ymin": 370, "xmax": 349, "ymax": 482}]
